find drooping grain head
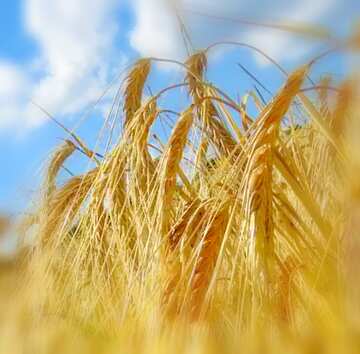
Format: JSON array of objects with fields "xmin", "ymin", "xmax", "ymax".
[
  {"xmin": 259, "ymin": 65, "xmax": 309, "ymax": 129},
  {"xmin": 189, "ymin": 200, "xmax": 230, "ymax": 320},
  {"xmin": 45, "ymin": 139, "xmax": 76, "ymax": 199},
  {"xmin": 185, "ymin": 51, "xmax": 207, "ymax": 104},
  {"xmin": 40, "ymin": 168, "xmax": 97, "ymax": 247},
  {"xmin": 124, "ymin": 58, "xmax": 151, "ymax": 128},
  {"xmin": 159, "ymin": 106, "xmax": 194, "ymax": 237}
]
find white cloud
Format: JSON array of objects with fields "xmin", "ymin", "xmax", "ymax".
[
  {"xmin": 0, "ymin": 0, "xmax": 126, "ymax": 131},
  {"xmin": 0, "ymin": 63, "xmax": 29, "ymax": 99},
  {"xmin": 130, "ymin": 0, "xmax": 185, "ymax": 59},
  {"xmin": 129, "ymin": 0, "xmax": 339, "ymax": 64},
  {"xmin": 0, "ymin": 63, "xmax": 32, "ymax": 130},
  {"xmin": 242, "ymin": 0, "xmax": 337, "ymax": 66},
  {"xmin": 0, "ymin": 0, "xmax": 351, "ymax": 132}
]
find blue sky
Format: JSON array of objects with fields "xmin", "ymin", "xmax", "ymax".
[{"xmin": 0, "ymin": 0, "xmax": 358, "ymax": 214}]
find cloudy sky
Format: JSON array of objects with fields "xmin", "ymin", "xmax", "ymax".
[{"xmin": 0, "ymin": 0, "xmax": 358, "ymax": 212}]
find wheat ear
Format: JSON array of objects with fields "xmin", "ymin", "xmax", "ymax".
[
  {"xmin": 159, "ymin": 106, "xmax": 194, "ymax": 237},
  {"xmin": 189, "ymin": 201, "xmax": 229, "ymax": 320},
  {"xmin": 124, "ymin": 58, "xmax": 151, "ymax": 128},
  {"xmin": 45, "ymin": 139, "xmax": 76, "ymax": 199}
]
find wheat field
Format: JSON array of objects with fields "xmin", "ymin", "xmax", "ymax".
[{"xmin": 1, "ymin": 38, "xmax": 360, "ymax": 354}]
